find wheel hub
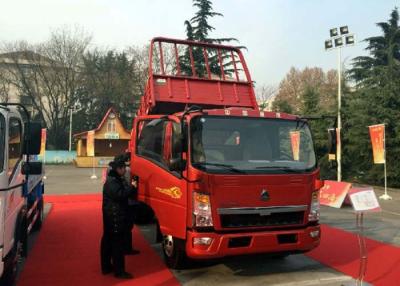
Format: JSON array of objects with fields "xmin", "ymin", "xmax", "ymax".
[{"xmin": 163, "ymin": 235, "xmax": 174, "ymax": 257}]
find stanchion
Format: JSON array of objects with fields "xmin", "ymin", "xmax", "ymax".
[
  {"xmin": 43, "ymin": 151, "xmax": 47, "ymax": 180},
  {"xmin": 90, "ymin": 156, "xmax": 97, "ymax": 179}
]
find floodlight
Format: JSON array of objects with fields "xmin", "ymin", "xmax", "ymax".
[
  {"xmin": 325, "ymin": 40, "xmax": 333, "ymax": 50},
  {"xmin": 330, "ymin": 28, "xmax": 338, "ymax": 37},
  {"xmin": 334, "ymin": 37, "xmax": 343, "ymax": 47},
  {"xmin": 345, "ymin": 35, "xmax": 355, "ymax": 45},
  {"xmin": 340, "ymin": 26, "xmax": 349, "ymax": 35}
]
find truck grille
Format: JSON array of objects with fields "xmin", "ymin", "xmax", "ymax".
[{"xmin": 220, "ymin": 211, "xmax": 305, "ymax": 228}]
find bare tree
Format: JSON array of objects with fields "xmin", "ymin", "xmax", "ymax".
[
  {"xmin": 125, "ymin": 45, "xmax": 149, "ymax": 100},
  {"xmin": 273, "ymin": 67, "xmax": 337, "ymax": 114},
  {"xmin": 256, "ymin": 84, "xmax": 278, "ymax": 111},
  {"xmin": 0, "ymin": 26, "xmax": 91, "ymax": 149}
]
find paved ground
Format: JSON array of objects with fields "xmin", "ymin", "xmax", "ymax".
[{"xmin": 28, "ymin": 165, "xmax": 400, "ymax": 285}]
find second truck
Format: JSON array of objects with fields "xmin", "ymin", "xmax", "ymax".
[{"xmin": 130, "ymin": 38, "xmax": 324, "ymax": 268}]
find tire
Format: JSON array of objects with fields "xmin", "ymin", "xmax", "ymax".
[
  {"xmin": 1, "ymin": 233, "xmax": 23, "ymax": 286},
  {"xmin": 134, "ymin": 203, "xmax": 154, "ymax": 225},
  {"xmin": 271, "ymin": 252, "xmax": 290, "ymax": 259},
  {"xmin": 162, "ymin": 235, "xmax": 187, "ymax": 269},
  {"xmin": 32, "ymin": 197, "xmax": 44, "ymax": 232}
]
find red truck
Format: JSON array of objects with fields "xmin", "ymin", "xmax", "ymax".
[{"xmin": 130, "ymin": 37, "xmax": 322, "ymax": 269}]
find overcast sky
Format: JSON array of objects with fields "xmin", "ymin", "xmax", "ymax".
[{"xmin": 0, "ymin": 0, "xmax": 398, "ymax": 87}]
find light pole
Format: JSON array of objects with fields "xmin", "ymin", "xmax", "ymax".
[
  {"xmin": 325, "ymin": 26, "xmax": 355, "ymax": 182},
  {"xmin": 69, "ymin": 108, "xmax": 73, "ymax": 152},
  {"xmin": 68, "ymin": 103, "xmax": 81, "ymax": 152}
]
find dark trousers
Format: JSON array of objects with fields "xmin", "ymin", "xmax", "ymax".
[{"xmin": 101, "ymin": 230, "xmax": 126, "ymax": 274}]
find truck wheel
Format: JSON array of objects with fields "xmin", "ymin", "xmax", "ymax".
[
  {"xmin": 162, "ymin": 235, "xmax": 187, "ymax": 269},
  {"xmin": 32, "ymin": 197, "xmax": 44, "ymax": 231},
  {"xmin": 134, "ymin": 203, "xmax": 154, "ymax": 225},
  {"xmin": 1, "ymin": 238, "xmax": 23, "ymax": 286}
]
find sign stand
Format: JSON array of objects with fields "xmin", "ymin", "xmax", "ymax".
[
  {"xmin": 342, "ymin": 212, "xmax": 372, "ymax": 286},
  {"xmin": 356, "ymin": 213, "xmax": 369, "ymax": 286},
  {"xmin": 342, "ymin": 187, "xmax": 381, "ymax": 286}
]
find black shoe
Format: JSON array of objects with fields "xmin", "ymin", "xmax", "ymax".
[
  {"xmin": 114, "ymin": 272, "xmax": 133, "ymax": 279},
  {"xmin": 102, "ymin": 268, "xmax": 112, "ymax": 275},
  {"xmin": 125, "ymin": 249, "xmax": 140, "ymax": 255}
]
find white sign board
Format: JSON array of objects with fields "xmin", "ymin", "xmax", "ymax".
[
  {"xmin": 105, "ymin": 132, "xmax": 120, "ymax": 139},
  {"xmin": 348, "ymin": 187, "xmax": 381, "ymax": 213}
]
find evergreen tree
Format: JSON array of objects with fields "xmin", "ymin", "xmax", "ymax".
[
  {"xmin": 345, "ymin": 8, "xmax": 400, "ymax": 186},
  {"xmin": 181, "ymin": 0, "xmax": 239, "ymax": 77}
]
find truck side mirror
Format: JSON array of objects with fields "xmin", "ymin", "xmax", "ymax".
[
  {"xmin": 169, "ymin": 158, "xmax": 187, "ymax": 172},
  {"xmin": 327, "ymin": 128, "xmax": 337, "ymax": 167},
  {"xmin": 23, "ymin": 122, "xmax": 42, "ymax": 155},
  {"xmin": 22, "ymin": 161, "xmax": 43, "ymax": 175}
]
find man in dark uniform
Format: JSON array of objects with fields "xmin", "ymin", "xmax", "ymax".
[
  {"xmin": 100, "ymin": 157, "xmax": 136, "ymax": 279},
  {"xmin": 121, "ymin": 152, "xmax": 140, "ymax": 255}
]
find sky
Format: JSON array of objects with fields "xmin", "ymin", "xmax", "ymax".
[{"xmin": 0, "ymin": 0, "xmax": 399, "ymax": 88}]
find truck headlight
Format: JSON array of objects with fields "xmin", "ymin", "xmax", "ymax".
[
  {"xmin": 193, "ymin": 192, "xmax": 213, "ymax": 227},
  {"xmin": 308, "ymin": 191, "xmax": 320, "ymax": 222}
]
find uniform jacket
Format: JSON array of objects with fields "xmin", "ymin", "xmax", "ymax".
[{"xmin": 102, "ymin": 169, "xmax": 136, "ymax": 233}]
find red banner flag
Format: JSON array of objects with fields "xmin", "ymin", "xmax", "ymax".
[
  {"xmin": 290, "ymin": 131, "xmax": 300, "ymax": 161},
  {"xmin": 369, "ymin": 124, "xmax": 385, "ymax": 164},
  {"xmin": 87, "ymin": 130, "xmax": 95, "ymax": 157},
  {"xmin": 40, "ymin": 129, "xmax": 46, "ymax": 156}
]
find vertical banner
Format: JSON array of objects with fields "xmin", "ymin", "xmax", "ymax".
[
  {"xmin": 369, "ymin": 124, "xmax": 385, "ymax": 164},
  {"xmin": 87, "ymin": 130, "xmax": 95, "ymax": 157},
  {"xmin": 40, "ymin": 128, "xmax": 47, "ymax": 156},
  {"xmin": 290, "ymin": 131, "xmax": 300, "ymax": 161}
]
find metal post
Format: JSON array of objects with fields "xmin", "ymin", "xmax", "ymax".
[
  {"xmin": 337, "ymin": 47, "xmax": 342, "ymax": 182},
  {"xmin": 90, "ymin": 156, "xmax": 97, "ymax": 179},
  {"xmin": 380, "ymin": 125, "xmax": 392, "ymax": 200},
  {"xmin": 69, "ymin": 108, "xmax": 73, "ymax": 152}
]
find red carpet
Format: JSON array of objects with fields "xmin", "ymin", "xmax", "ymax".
[
  {"xmin": 17, "ymin": 194, "xmax": 180, "ymax": 286},
  {"xmin": 306, "ymin": 224, "xmax": 400, "ymax": 286},
  {"xmin": 18, "ymin": 194, "xmax": 400, "ymax": 286}
]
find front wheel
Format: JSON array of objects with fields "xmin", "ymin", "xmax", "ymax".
[
  {"xmin": 162, "ymin": 235, "xmax": 187, "ymax": 269},
  {"xmin": 1, "ymin": 238, "xmax": 23, "ymax": 286}
]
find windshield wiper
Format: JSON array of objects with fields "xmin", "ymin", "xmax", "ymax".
[
  {"xmin": 255, "ymin": 166, "xmax": 301, "ymax": 173},
  {"xmin": 193, "ymin": 162, "xmax": 247, "ymax": 174}
]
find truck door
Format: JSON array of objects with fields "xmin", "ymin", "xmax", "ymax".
[
  {"xmin": 3, "ymin": 116, "xmax": 24, "ymax": 256},
  {"xmin": 133, "ymin": 117, "xmax": 187, "ymax": 239}
]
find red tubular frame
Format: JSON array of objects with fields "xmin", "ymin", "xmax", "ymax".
[{"xmin": 142, "ymin": 37, "xmax": 258, "ymax": 115}]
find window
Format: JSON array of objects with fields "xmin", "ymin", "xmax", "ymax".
[
  {"xmin": 191, "ymin": 116, "xmax": 316, "ymax": 174},
  {"xmin": 107, "ymin": 120, "xmax": 116, "ymax": 133},
  {"xmin": 8, "ymin": 117, "xmax": 22, "ymax": 176},
  {"xmin": 136, "ymin": 119, "xmax": 166, "ymax": 164}
]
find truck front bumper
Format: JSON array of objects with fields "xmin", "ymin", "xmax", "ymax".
[{"xmin": 186, "ymin": 225, "xmax": 320, "ymax": 259}]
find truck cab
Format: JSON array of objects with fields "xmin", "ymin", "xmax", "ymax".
[
  {"xmin": 130, "ymin": 38, "xmax": 322, "ymax": 268},
  {"xmin": 0, "ymin": 104, "xmax": 44, "ymax": 285}
]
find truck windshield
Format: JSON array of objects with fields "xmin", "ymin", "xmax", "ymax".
[{"xmin": 190, "ymin": 116, "xmax": 316, "ymax": 174}]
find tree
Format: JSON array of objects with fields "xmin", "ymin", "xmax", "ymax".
[
  {"xmin": 0, "ymin": 26, "xmax": 91, "ymax": 149},
  {"xmin": 345, "ymin": 8, "xmax": 400, "ymax": 186},
  {"xmin": 256, "ymin": 84, "xmax": 277, "ymax": 110},
  {"xmin": 75, "ymin": 50, "xmax": 138, "ymax": 132},
  {"xmin": 181, "ymin": 0, "xmax": 239, "ymax": 77},
  {"xmin": 272, "ymin": 67, "xmax": 337, "ymax": 114}
]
